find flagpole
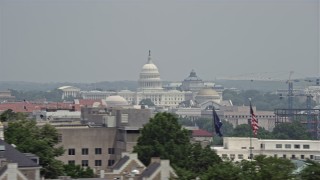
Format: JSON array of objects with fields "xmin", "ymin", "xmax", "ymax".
[
  {"xmin": 212, "ymin": 103, "xmax": 215, "ymax": 145},
  {"xmin": 249, "ymin": 98, "xmax": 253, "ymax": 160}
]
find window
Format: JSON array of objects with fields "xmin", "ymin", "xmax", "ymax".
[
  {"xmin": 274, "ymin": 154, "xmax": 278, "ymax": 158},
  {"xmin": 58, "ymin": 134, "xmax": 62, "ymax": 143},
  {"xmin": 68, "ymin": 160, "xmax": 75, "ymax": 165},
  {"xmin": 238, "ymin": 154, "xmax": 243, "ymax": 159},
  {"xmin": 294, "ymin": 144, "xmax": 300, "ymax": 149},
  {"xmin": 82, "ymin": 148, "xmax": 89, "ymax": 155},
  {"xmin": 82, "ymin": 160, "xmax": 88, "ymax": 167},
  {"xmin": 283, "ymin": 154, "xmax": 286, "ymax": 158},
  {"xmin": 121, "ymin": 114, "xmax": 128, "ymax": 123},
  {"xmin": 222, "ymin": 154, "xmax": 228, "ymax": 159},
  {"xmin": 301, "ymin": 155, "xmax": 305, "ymax": 159},
  {"xmin": 230, "ymin": 154, "xmax": 235, "ymax": 160},
  {"xmin": 291, "ymin": 155, "xmax": 296, "ymax": 159},
  {"xmin": 108, "ymin": 148, "xmax": 115, "ymax": 154},
  {"xmin": 95, "ymin": 148, "xmax": 102, "ymax": 154},
  {"xmin": 260, "ymin": 144, "xmax": 265, "ymax": 148},
  {"xmin": 241, "ymin": 147, "xmax": 247, "ymax": 149},
  {"xmin": 285, "ymin": 144, "xmax": 291, "ymax": 149},
  {"xmin": 95, "ymin": 160, "xmax": 102, "ymax": 166},
  {"xmin": 276, "ymin": 144, "xmax": 282, "ymax": 148},
  {"xmin": 310, "ymin": 155, "xmax": 314, "ymax": 159},
  {"xmin": 303, "ymin": 145, "xmax": 310, "ymax": 149},
  {"xmin": 68, "ymin": 149, "xmax": 75, "ymax": 155},
  {"xmin": 108, "ymin": 160, "xmax": 115, "ymax": 166}
]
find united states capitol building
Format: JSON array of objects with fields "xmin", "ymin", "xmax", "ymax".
[{"xmin": 60, "ymin": 52, "xmax": 223, "ymax": 108}]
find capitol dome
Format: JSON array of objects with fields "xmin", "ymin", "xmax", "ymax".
[
  {"xmin": 106, "ymin": 95, "xmax": 129, "ymax": 107},
  {"xmin": 138, "ymin": 51, "xmax": 163, "ymax": 91}
]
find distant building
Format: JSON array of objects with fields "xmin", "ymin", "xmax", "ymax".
[
  {"xmin": 58, "ymin": 86, "xmax": 81, "ymax": 99},
  {"xmin": 213, "ymin": 137, "xmax": 320, "ymax": 162},
  {"xmin": 0, "ymin": 90, "xmax": 15, "ymax": 102},
  {"xmin": 181, "ymin": 70, "xmax": 205, "ymax": 92}
]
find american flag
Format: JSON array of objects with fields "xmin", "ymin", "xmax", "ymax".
[{"xmin": 250, "ymin": 102, "xmax": 258, "ymax": 137}]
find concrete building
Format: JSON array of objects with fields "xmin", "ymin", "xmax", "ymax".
[
  {"xmin": 213, "ymin": 137, "xmax": 320, "ymax": 162},
  {"xmin": 55, "ymin": 106, "xmax": 152, "ymax": 172}
]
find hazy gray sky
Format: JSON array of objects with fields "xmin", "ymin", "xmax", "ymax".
[{"xmin": 0, "ymin": 0, "xmax": 318, "ymax": 82}]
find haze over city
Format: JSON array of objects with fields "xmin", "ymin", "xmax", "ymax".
[{"xmin": 0, "ymin": 0, "xmax": 318, "ymax": 82}]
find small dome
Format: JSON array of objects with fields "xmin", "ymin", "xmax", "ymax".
[
  {"xmin": 106, "ymin": 95, "xmax": 128, "ymax": 107},
  {"xmin": 197, "ymin": 88, "xmax": 219, "ymax": 97}
]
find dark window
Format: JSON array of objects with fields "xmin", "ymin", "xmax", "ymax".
[
  {"xmin": 68, "ymin": 160, "xmax": 75, "ymax": 165},
  {"xmin": 294, "ymin": 144, "xmax": 300, "ymax": 149},
  {"xmin": 301, "ymin": 155, "xmax": 305, "ymax": 159},
  {"xmin": 274, "ymin": 154, "xmax": 278, "ymax": 158},
  {"xmin": 95, "ymin": 148, "xmax": 102, "ymax": 155},
  {"xmin": 291, "ymin": 155, "xmax": 296, "ymax": 159},
  {"xmin": 283, "ymin": 154, "xmax": 286, "ymax": 158},
  {"xmin": 285, "ymin": 144, "xmax": 291, "ymax": 149},
  {"xmin": 303, "ymin": 145, "xmax": 310, "ymax": 149},
  {"xmin": 82, "ymin": 148, "xmax": 89, "ymax": 155},
  {"xmin": 310, "ymin": 155, "xmax": 314, "ymax": 159},
  {"xmin": 108, "ymin": 148, "xmax": 115, "ymax": 154},
  {"xmin": 95, "ymin": 160, "xmax": 102, "ymax": 166},
  {"xmin": 82, "ymin": 160, "xmax": 88, "ymax": 167},
  {"xmin": 276, "ymin": 144, "xmax": 282, "ymax": 148},
  {"xmin": 68, "ymin": 149, "xmax": 75, "ymax": 155},
  {"xmin": 58, "ymin": 134, "xmax": 62, "ymax": 143},
  {"xmin": 108, "ymin": 160, "xmax": 115, "ymax": 166}
]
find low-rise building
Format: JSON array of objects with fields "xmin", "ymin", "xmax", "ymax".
[
  {"xmin": 213, "ymin": 137, "xmax": 320, "ymax": 162},
  {"xmin": 0, "ymin": 139, "xmax": 41, "ymax": 180}
]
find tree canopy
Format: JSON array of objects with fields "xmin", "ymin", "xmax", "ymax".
[
  {"xmin": 4, "ymin": 120, "xmax": 65, "ymax": 178},
  {"xmin": 0, "ymin": 109, "xmax": 27, "ymax": 122},
  {"xmin": 134, "ymin": 112, "xmax": 221, "ymax": 179},
  {"xmin": 63, "ymin": 164, "xmax": 94, "ymax": 178},
  {"xmin": 139, "ymin": 98, "xmax": 155, "ymax": 107}
]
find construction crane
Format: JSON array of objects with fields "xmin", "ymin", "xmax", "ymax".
[{"xmin": 286, "ymin": 71, "xmax": 294, "ymax": 118}]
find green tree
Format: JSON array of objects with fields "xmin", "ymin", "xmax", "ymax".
[
  {"xmin": 134, "ymin": 112, "xmax": 191, "ymax": 166},
  {"xmin": 63, "ymin": 164, "xmax": 94, "ymax": 178},
  {"xmin": 300, "ymin": 159, "xmax": 320, "ymax": 180},
  {"xmin": 272, "ymin": 120, "xmax": 312, "ymax": 140},
  {"xmin": 252, "ymin": 155, "xmax": 295, "ymax": 180},
  {"xmin": 4, "ymin": 120, "xmax": 65, "ymax": 178},
  {"xmin": 201, "ymin": 161, "xmax": 242, "ymax": 180},
  {"xmin": 0, "ymin": 109, "xmax": 27, "ymax": 122},
  {"xmin": 133, "ymin": 112, "xmax": 221, "ymax": 178},
  {"xmin": 139, "ymin": 98, "xmax": 155, "ymax": 107},
  {"xmin": 232, "ymin": 124, "xmax": 273, "ymax": 139}
]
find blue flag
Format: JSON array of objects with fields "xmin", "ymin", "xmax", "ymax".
[{"xmin": 213, "ymin": 107, "xmax": 223, "ymax": 137}]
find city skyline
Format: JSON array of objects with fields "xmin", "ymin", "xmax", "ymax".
[{"xmin": 0, "ymin": 0, "xmax": 319, "ymax": 83}]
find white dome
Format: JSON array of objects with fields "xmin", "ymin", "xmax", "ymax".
[
  {"xmin": 106, "ymin": 95, "xmax": 128, "ymax": 107},
  {"xmin": 138, "ymin": 51, "xmax": 163, "ymax": 91},
  {"xmin": 197, "ymin": 88, "xmax": 219, "ymax": 97},
  {"xmin": 141, "ymin": 63, "xmax": 160, "ymax": 74}
]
